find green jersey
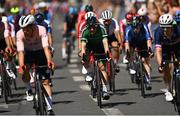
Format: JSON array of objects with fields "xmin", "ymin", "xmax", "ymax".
[{"xmin": 81, "ymin": 24, "xmax": 108, "ymax": 53}]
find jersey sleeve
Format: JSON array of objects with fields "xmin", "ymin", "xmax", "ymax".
[
  {"xmin": 154, "ymin": 27, "xmax": 162, "ymax": 48},
  {"xmin": 125, "ymin": 27, "xmax": 131, "ymax": 43},
  {"xmin": 16, "ymin": 30, "xmax": 24, "ymax": 52},
  {"xmin": 81, "ymin": 27, "xmax": 88, "ymax": 43},
  {"xmin": 40, "ymin": 26, "xmax": 49, "ymax": 48},
  {"xmin": 112, "ymin": 18, "xmax": 119, "ymax": 31},
  {"xmin": 143, "ymin": 24, "xmax": 151, "ymax": 40},
  {"xmin": 100, "ymin": 25, "xmax": 108, "ymax": 39}
]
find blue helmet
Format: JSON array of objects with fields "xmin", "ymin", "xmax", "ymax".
[
  {"xmin": 69, "ymin": 7, "xmax": 77, "ymax": 15},
  {"xmin": 174, "ymin": 11, "xmax": 180, "ymax": 22},
  {"xmin": 35, "ymin": 13, "xmax": 44, "ymax": 23}
]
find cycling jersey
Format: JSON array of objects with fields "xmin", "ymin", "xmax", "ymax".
[
  {"xmin": 155, "ymin": 26, "xmax": 180, "ymax": 61},
  {"xmin": 155, "ymin": 26, "xmax": 180, "ymax": 47},
  {"xmin": 81, "ymin": 24, "xmax": 108, "ymax": 54},
  {"xmin": 64, "ymin": 13, "xmax": 77, "ymax": 34},
  {"xmin": 16, "ymin": 25, "xmax": 49, "ymax": 52},
  {"xmin": 36, "ymin": 20, "xmax": 52, "ymax": 33},
  {"xmin": 99, "ymin": 18, "xmax": 119, "ymax": 36}
]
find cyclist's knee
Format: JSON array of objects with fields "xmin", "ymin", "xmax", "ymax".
[{"xmin": 42, "ymin": 79, "xmax": 49, "ymax": 86}]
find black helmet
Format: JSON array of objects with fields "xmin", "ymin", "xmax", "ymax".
[
  {"xmin": 85, "ymin": 12, "xmax": 96, "ymax": 27},
  {"xmin": 35, "ymin": 13, "xmax": 44, "ymax": 23},
  {"xmin": 85, "ymin": 5, "xmax": 93, "ymax": 12},
  {"xmin": 132, "ymin": 16, "xmax": 141, "ymax": 28}
]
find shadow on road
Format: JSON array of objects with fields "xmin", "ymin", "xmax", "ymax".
[
  {"xmin": 53, "ymin": 90, "xmax": 77, "ymax": 95},
  {"xmin": 53, "ymin": 100, "xmax": 74, "ymax": 105},
  {"xmin": 116, "ymin": 88, "xmax": 139, "ymax": 92},
  {"xmin": 0, "ymin": 110, "xmax": 10, "ymax": 113},
  {"xmin": 52, "ymin": 76, "xmax": 67, "ymax": 80},
  {"xmin": 144, "ymin": 92, "xmax": 164, "ymax": 98},
  {"xmin": 103, "ymin": 101, "xmax": 136, "ymax": 108}
]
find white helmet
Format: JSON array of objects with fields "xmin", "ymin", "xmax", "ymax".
[
  {"xmin": 0, "ymin": 7, "xmax": 5, "ymax": 13},
  {"xmin": 137, "ymin": 7, "xmax": 147, "ymax": 16},
  {"xmin": 38, "ymin": 2, "xmax": 47, "ymax": 8},
  {"xmin": 101, "ymin": 10, "xmax": 112, "ymax": 20},
  {"xmin": 85, "ymin": 11, "xmax": 96, "ymax": 20},
  {"xmin": 159, "ymin": 14, "xmax": 174, "ymax": 27},
  {"xmin": 19, "ymin": 15, "xmax": 35, "ymax": 28}
]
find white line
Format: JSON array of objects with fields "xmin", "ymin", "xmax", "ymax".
[
  {"xmin": 67, "ymin": 64, "xmax": 78, "ymax": 68},
  {"xmin": 69, "ymin": 69, "xmax": 80, "ymax": 74},
  {"xmin": 89, "ymin": 96, "xmax": 123, "ymax": 115},
  {"xmin": 79, "ymin": 85, "xmax": 90, "ymax": 91},
  {"xmin": 72, "ymin": 76, "xmax": 84, "ymax": 82},
  {"xmin": 102, "ymin": 108, "xmax": 124, "ymax": 116},
  {"xmin": 70, "ymin": 59, "xmax": 78, "ymax": 63},
  {"xmin": 71, "ymin": 54, "xmax": 78, "ymax": 58},
  {"xmin": 118, "ymin": 63, "xmax": 127, "ymax": 67},
  {"xmin": 0, "ymin": 104, "xmax": 8, "ymax": 108}
]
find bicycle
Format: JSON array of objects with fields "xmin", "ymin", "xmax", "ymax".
[
  {"xmin": 128, "ymin": 49, "xmax": 151, "ymax": 98},
  {"xmin": 0, "ymin": 51, "xmax": 14, "ymax": 104},
  {"xmin": 87, "ymin": 52, "xmax": 109, "ymax": 108},
  {"xmin": 162, "ymin": 53, "xmax": 180, "ymax": 114},
  {"xmin": 29, "ymin": 65, "xmax": 53, "ymax": 115}
]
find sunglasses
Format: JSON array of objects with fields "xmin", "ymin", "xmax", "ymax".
[{"xmin": 104, "ymin": 20, "xmax": 111, "ymax": 25}]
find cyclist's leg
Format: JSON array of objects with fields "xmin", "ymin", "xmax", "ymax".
[
  {"xmin": 111, "ymin": 41, "xmax": 120, "ymax": 72},
  {"xmin": 62, "ymin": 35, "xmax": 67, "ymax": 60}
]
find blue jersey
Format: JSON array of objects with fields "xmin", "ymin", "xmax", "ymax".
[
  {"xmin": 125, "ymin": 24, "xmax": 151, "ymax": 48},
  {"xmin": 36, "ymin": 20, "xmax": 52, "ymax": 33},
  {"xmin": 155, "ymin": 26, "xmax": 180, "ymax": 47}
]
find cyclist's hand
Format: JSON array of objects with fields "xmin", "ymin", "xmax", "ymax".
[
  {"xmin": 78, "ymin": 49, "xmax": 82, "ymax": 57},
  {"xmin": 5, "ymin": 47, "xmax": 12, "ymax": 54},
  {"xmin": 48, "ymin": 61, "xmax": 55, "ymax": 70},
  {"xmin": 106, "ymin": 51, "xmax": 112, "ymax": 61},
  {"xmin": 158, "ymin": 65, "xmax": 163, "ymax": 73},
  {"xmin": 82, "ymin": 53, "xmax": 87, "ymax": 64},
  {"xmin": 18, "ymin": 65, "xmax": 26, "ymax": 75},
  {"xmin": 148, "ymin": 47, "xmax": 154, "ymax": 58}
]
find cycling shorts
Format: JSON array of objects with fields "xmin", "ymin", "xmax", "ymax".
[
  {"xmin": 107, "ymin": 34, "xmax": 118, "ymax": 45},
  {"xmin": 25, "ymin": 49, "xmax": 50, "ymax": 80},
  {"xmin": 0, "ymin": 39, "xmax": 6, "ymax": 51}
]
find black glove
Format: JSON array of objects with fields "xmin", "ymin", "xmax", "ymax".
[
  {"xmin": 148, "ymin": 47, "xmax": 154, "ymax": 57},
  {"xmin": 82, "ymin": 53, "xmax": 88, "ymax": 63}
]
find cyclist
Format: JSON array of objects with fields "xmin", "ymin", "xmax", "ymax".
[
  {"xmin": 16, "ymin": 15, "xmax": 55, "ymax": 115},
  {"xmin": 34, "ymin": 13, "xmax": 54, "ymax": 56},
  {"xmin": 174, "ymin": 11, "xmax": 180, "ymax": 26},
  {"xmin": 99, "ymin": 10, "xmax": 122, "ymax": 72},
  {"xmin": 81, "ymin": 12, "xmax": 111, "ymax": 100},
  {"xmin": 155, "ymin": 13, "xmax": 180, "ymax": 102},
  {"xmin": 61, "ymin": 7, "xmax": 78, "ymax": 60},
  {"xmin": 125, "ymin": 16, "xmax": 153, "ymax": 90},
  {"xmin": 119, "ymin": 12, "xmax": 134, "ymax": 65}
]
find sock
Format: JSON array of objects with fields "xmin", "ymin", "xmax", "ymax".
[
  {"xmin": 62, "ymin": 48, "xmax": 66, "ymax": 58},
  {"xmin": 45, "ymin": 96, "xmax": 53, "ymax": 111},
  {"xmin": 102, "ymin": 84, "xmax": 107, "ymax": 92}
]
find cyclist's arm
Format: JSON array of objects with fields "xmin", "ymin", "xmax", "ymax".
[
  {"xmin": 124, "ymin": 28, "xmax": 131, "ymax": 52},
  {"xmin": 16, "ymin": 31, "xmax": 25, "ymax": 66},
  {"xmin": 154, "ymin": 27, "xmax": 162, "ymax": 66},
  {"xmin": 4, "ymin": 23, "xmax": 11, "ymax": 48},
  {"xmin": 41, "ymin": 27, "xmax": 52, "ymax": 62},
  {"xmin": 144, "ymin": 24, "xmax": 152, "ymax": 49},
  {"xmin": 113, "ymin": 18, "xmax": 122, "ymax": 44},
  {"xmin": 102, "ymin": 38, "xmax": 109, "ymax": 53}
]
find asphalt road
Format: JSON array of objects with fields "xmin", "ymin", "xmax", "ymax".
[{"xmin": 0, "ymin": 14, "xmax": 178, "ymax": 115}]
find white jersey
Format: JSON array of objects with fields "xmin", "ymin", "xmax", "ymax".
[{"xmin": 98, "ymin": 18, "xmax": 119, "ymax": 35}]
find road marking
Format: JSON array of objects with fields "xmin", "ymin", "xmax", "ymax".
[
  {"xmin": 89, "ymin": 95, "xmax": 109, "ymax": 102},
  {"xmin": 102, "ymin": 108, "xmax": 124, "ymax": 116},
  {"xmin": 71, "ymin": 54, "xmax": 78, "ymax": 58},
  {"xmin": 70, "ymin": 59, "xmax": 78, "ymax": 63},
  {"xmin": 68, "ymin": 64, "xmax": 78, "ymax": 68},
  {"xmin": 0, "ymin": 104, "xmax": 8, "ymax": 108},
  {"xmin": 72, "ymin": 76, "xmax": 84, "ymax": 82},
  {"xmin": 118, "ymin": 63, "xmax": 127, "ymax": 67},
  {"xmin": 79, "ymin": 85, "xmax": 90, "ymax": 91},
  {"xmin": 69, "ymin": 69, "xmax": 80, "ymax": 74}
]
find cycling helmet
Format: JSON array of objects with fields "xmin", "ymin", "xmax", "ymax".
[
  {"xmin": 137, "ymin": 7, "xmax": 147, "ymax": 16},
  {"xmin": 174, "ymin": 11, "xmax": 180, "ymax": 22},
  {"xmin": 85, "ymin": 12, "xmax": 96, "ymax": 27},
  {"xmin": 10, "ymin": 7, "xmax": 20, "ymax": 14},
  {"xmin": 19, "ymin": 15, "xmax": 35, "ymax": 28},
  {"xmin": 69, "ymin": 7, "xmax": 77, "ymax": 15},
  {"xmin": 125, "ymin": 12, "xmax": 133, "ymax": 22},
  {"xmin": 101, "ymin": 10, "xmax": 112, "ymax": 20},
  {"xmin": 85, "ymin": 5, "xmax": 93, "ymax": 12},
  {"xmin": 38, "ymin": 2, "xmax": 47, "ymax": 8},
  {"xmin": 159, "ymin": 14, "xmax": 173, "ymax": 27},
  {"xmin": 132, "ymin": 16, "xmax": 141, "ymax": 28},
  {"xmin": 85, "ymin": 11, "xmax": 96, "ymax": 20},
  {"xmin": 35, "ymin": 13, "xmax": 44, "ymax": 23},
  {"xmin": 0, "ymin": 7, "xmax": 5, "ymax": 13}
]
